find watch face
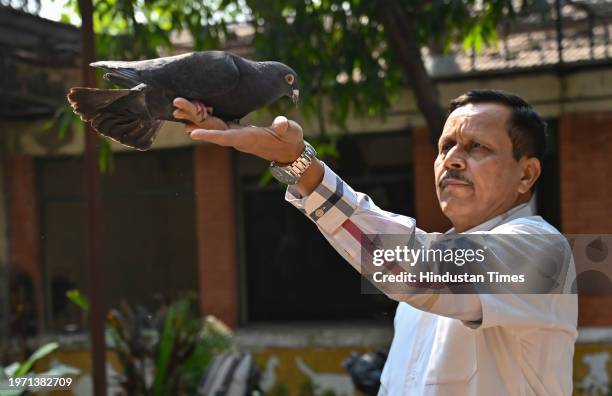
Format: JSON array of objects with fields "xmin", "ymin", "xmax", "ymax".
[{"xmin": 270, "ymin": 166, "xmax": 298, "ymax": 185}]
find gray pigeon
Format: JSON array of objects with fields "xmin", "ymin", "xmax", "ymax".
[{"xmin": 67, "ymin": 51, "xmax": 300, "ymax": 150}]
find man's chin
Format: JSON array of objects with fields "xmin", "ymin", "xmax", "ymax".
[
  {"xmin": 438, "ymin": 188, "xmax": 473, "ymax": 202},
  {"xmin": 439, "ymin": 196, "xmax": 474, "ymax": 216}
]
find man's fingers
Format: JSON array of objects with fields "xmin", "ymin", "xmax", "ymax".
[
  {"xmin": 270, "ymin": 116, "xmax": 303, "ymax": 139},
  {"xmin": 173, "ymin": 98, "xmax": 197, "ymax": 114},
  {"xmin": 173, "ymin": 97, "xmax": 206, "ymax": 124},
  {"xmin": 172, "ymin": 109, "xmax": 189, "ymax": 120},
  {"xmin": 189, "ymin": 128, "xmax": 236, "ymax": 146},
  {"xmin": 271, "ymin": 116, "xmax": 289, "ymax": 134},
  {"xmin": 287, "ymin": 119, "xmax": 303, "ymax": 135}
]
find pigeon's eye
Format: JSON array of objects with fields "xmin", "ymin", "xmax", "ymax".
[{"xmin": 285, "ymin": 74, "xmax": 295, "ymax": 85}]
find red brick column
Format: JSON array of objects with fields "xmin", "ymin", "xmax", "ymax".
[
  {"xmin": 412, "ymin": 128, "xmax": 452, "ymax": 232},
  {"xmin": 5, "ymin": 155, "xmax": 45, "ymax": 333},
  {"xmin": 559, "ymin": 112, "xmax": 612, "ymax": 325},
  {"xmin": 193, "ymin": 145, "xmax": 239, "ymax": 328}
]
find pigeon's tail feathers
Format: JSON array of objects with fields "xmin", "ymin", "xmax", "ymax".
[
  {"xmin": 67, "ymin": 86, "xmax": 161, "ymax": 150},
  {"xmin": 67, "ymin": 87, "xmax": 132, "ymax": 121},
  {"xmin": 91, "ymin": 112, "xmax": 162, "ymax": 151},
  {"xmin": 90, "ymin": 61, "xmax": 141, "ymax": 81}
]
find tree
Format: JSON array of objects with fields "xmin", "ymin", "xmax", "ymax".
[
  {"xmin": 11, "ymin": 0, "xmax": 547, "ymax": 142},
  {"xmin": 245, "ymin": 0, "xmax": 547, "ymax": 141}
]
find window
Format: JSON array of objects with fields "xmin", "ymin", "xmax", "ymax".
[{"xmin": 38, "ymin": 148, "xmax": 198, "ymax": 332}]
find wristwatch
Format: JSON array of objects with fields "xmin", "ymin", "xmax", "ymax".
[{"xmin": 270, "ymin": 141, "xmax": 317, "ymax": 185}]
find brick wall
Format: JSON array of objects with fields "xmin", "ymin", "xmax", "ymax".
[
  {"xmin": 559, "ymin": 112, "xmax": 612, "ymax": 325},
  {"xmin": 193, "ymin": 145, "xmax": 239, "ymax": 328},
  {"xmin": 5, "ymin": 155, "xmax": 44, "ymax": 333},
  {"xmin": 412, "ymin": 127, "xmax": 452, "ymax": 232}
]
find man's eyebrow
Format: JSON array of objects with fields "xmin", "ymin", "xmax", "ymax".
[
  {"xmin": 472, "ymin": 132, "xmax": 499, "ymax": 147},
  {"xmin": 461, "ymin": 126, "xmax": 499, "ymax": 146}
]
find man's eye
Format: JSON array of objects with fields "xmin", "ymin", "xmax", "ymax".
[{"xmin": 471, "ymin": 142, "xmax": 485, "ymax": 150}]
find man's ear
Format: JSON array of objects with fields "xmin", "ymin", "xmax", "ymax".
[{"xmin": 518, "ymin": 157, "xmax": 542, "ymax": 194}]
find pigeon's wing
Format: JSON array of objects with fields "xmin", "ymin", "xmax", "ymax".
[
  {"xmin": 90, "ymin": 61, "xmax": 143, "ymax": 84},
  {"xmin": 161, "ymin": 52, "xmax": 241, "ymax": 99},
  {"xmin": 102, "ymin": 72, "xmax": 140, "ymax": 88},
  {"xmin": 90, "ymin": 51, "xmax": 240, "ymax": 99}
]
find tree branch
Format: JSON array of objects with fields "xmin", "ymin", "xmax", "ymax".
[{"xmin": 379, "ymin": 0, "xmax": 446, "ymax": 143}]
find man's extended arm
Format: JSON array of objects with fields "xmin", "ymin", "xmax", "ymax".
[
  {"xmin": 286, "ymin": 160, "xmax": 483, "ymax": 323},
  {"xmin": 172, "ymin": 99, "xmax": 482, "ymax": 323}
]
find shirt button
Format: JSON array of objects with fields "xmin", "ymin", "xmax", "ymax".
[{"xmin": 315, "ymin": 208, "xmax": 325, "ymax": 218}]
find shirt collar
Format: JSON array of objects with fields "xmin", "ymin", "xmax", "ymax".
[{"xmin": 445, "ymin": 201, "xmax": 534, "ymax": 234}]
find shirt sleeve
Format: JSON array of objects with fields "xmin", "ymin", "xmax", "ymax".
[
  {"xmin": 285, "ymin": 162, "xmax": 483, "ymax": 323},
  {"xmin": 467, "ymin": 222, "xmax": 578, "ymax": 332}
]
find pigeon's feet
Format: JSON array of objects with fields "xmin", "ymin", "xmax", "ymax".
[{"xmin": 193, "ymin": 100, "xmax": 214, "ymax": 123}]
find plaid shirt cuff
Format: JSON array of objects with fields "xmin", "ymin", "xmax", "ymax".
[{"xmin": 285, "ymin": 162, "xmax": 358, "ymax": 234}]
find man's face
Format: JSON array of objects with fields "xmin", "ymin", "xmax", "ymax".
[{"xmin": 434, "ymin": 103, "xmax": 529, "ymax": 231}]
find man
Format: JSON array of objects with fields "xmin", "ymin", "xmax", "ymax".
[{"xmin": 173, "ymin": 89, "xmax": 577, "ymax": 395}]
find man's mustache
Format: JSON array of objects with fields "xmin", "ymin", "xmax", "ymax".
[{"xmin": 438, "ymin": 170, "xmax": 473, "ymax": 189}]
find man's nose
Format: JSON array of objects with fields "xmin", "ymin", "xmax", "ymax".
[{"xmin": 443, "ymin": 146, "xmax": 466, "ymax": 170}]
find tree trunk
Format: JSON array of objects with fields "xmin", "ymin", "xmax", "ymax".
[
  {"xmin": 379, "ymin": 0, "xmax": 446, "ymax": 143},
  {"xmin": 77, "ymin": 0, "xmax": 107, "ymax": 394}
]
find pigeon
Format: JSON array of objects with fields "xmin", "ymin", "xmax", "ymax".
[{"xmin": 67, "ymin": 51, "xmax": 300, "ymax": 150}]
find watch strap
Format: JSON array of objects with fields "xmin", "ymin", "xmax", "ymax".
[{"xmin": 270, "ymin": 141, "xmax": 317, "ymax": 184}]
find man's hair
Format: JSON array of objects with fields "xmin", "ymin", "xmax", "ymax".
[{"xmin": 448, "ymin": 89, "xmax": 547, "ymax": 162}]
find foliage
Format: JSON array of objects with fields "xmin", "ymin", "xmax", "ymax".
[
  {"xmin": 4, "ymin": 343, "xmax": 58, "ymax": 378},
  {"xmin": 42, "ymin": 0, "xmax": 548, "ymax": 170},
  {"xmin": 55, "ymin": 0, "xmax": 237, "ymax": 60},
  {"xmin": 66, "ymin": 289, "xmax": 90, "ymax": 312},
  {"xmin": 0, "ymin": 342, "xmax": 77, "ymax": 396},
  {"xmin": 54, "ymin": 0, "xmax": 548, "ymax": 131},
  {"xmin": 67, "ymin": 290, "xmax": 232, "ymax": 396},
  {"xmin": 44, "ymin": 100, "xmax": 115, "ymax": 173},
  {"xmin": 244, "ymin": 0, "xmax": 549, "ymax": 132}
]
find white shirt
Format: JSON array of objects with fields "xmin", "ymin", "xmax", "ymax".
[{"xmin": 286, "ymin": 163, "xmax": 578, "ymax": 396}]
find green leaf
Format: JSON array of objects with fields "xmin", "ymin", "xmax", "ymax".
[
  {"xmin": 57, "ymin": 105, "xmax": 75, "ymax": 140},
  {"xmin": 152, "ymin": 304, "xmax": 176, "ymax": 396},
  {"xmin": 98, "ymin": 137, "xmax": 114, "ymax": 174},
  {"xmin": 14, "ymin": 342, "xmax": 60, "ymax": 376},
  {"xmin": 66, "ymin": 289, "xmax": 90, "ymax": 313},
  {"xmin": 257, "ymin": 169, "xmax": 274, "ymax": 186}
]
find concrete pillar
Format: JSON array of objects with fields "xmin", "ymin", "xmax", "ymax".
[
  {"xmin": 5, "ymin": 155, "xmax": 45, "ymax": 334},
  {"xmin": 412, "ymin": 127, "xmax": 451, "ymax": 232},
  {"xmin": 193, "ymin": 145, "xmax": 239, "ymax": 328},
  {"xmin": 559, "ymin": 112, "xmax": 612, "ymax": 325}
]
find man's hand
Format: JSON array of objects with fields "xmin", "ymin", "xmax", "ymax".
[
  {"xmin": 173, "ymin": 97, "xmax": 304, "ymax": 164},
  {"xmin": 173, "ymin": 97, "xmax": 323, "ymax": 196}
]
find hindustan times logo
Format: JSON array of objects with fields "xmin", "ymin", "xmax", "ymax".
[{"xmin": 372, "ymin": 245, "xmax": 486, "ymax": 267}]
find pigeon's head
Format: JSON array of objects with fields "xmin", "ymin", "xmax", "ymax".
[{"xmin": 265, "ymin": 61, "xmax": 300, "ymax": 104}]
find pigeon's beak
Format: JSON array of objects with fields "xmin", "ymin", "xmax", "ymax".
[{"xmin": 292, "ymin": 89, "xmax": 300, "ymax": 105}]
